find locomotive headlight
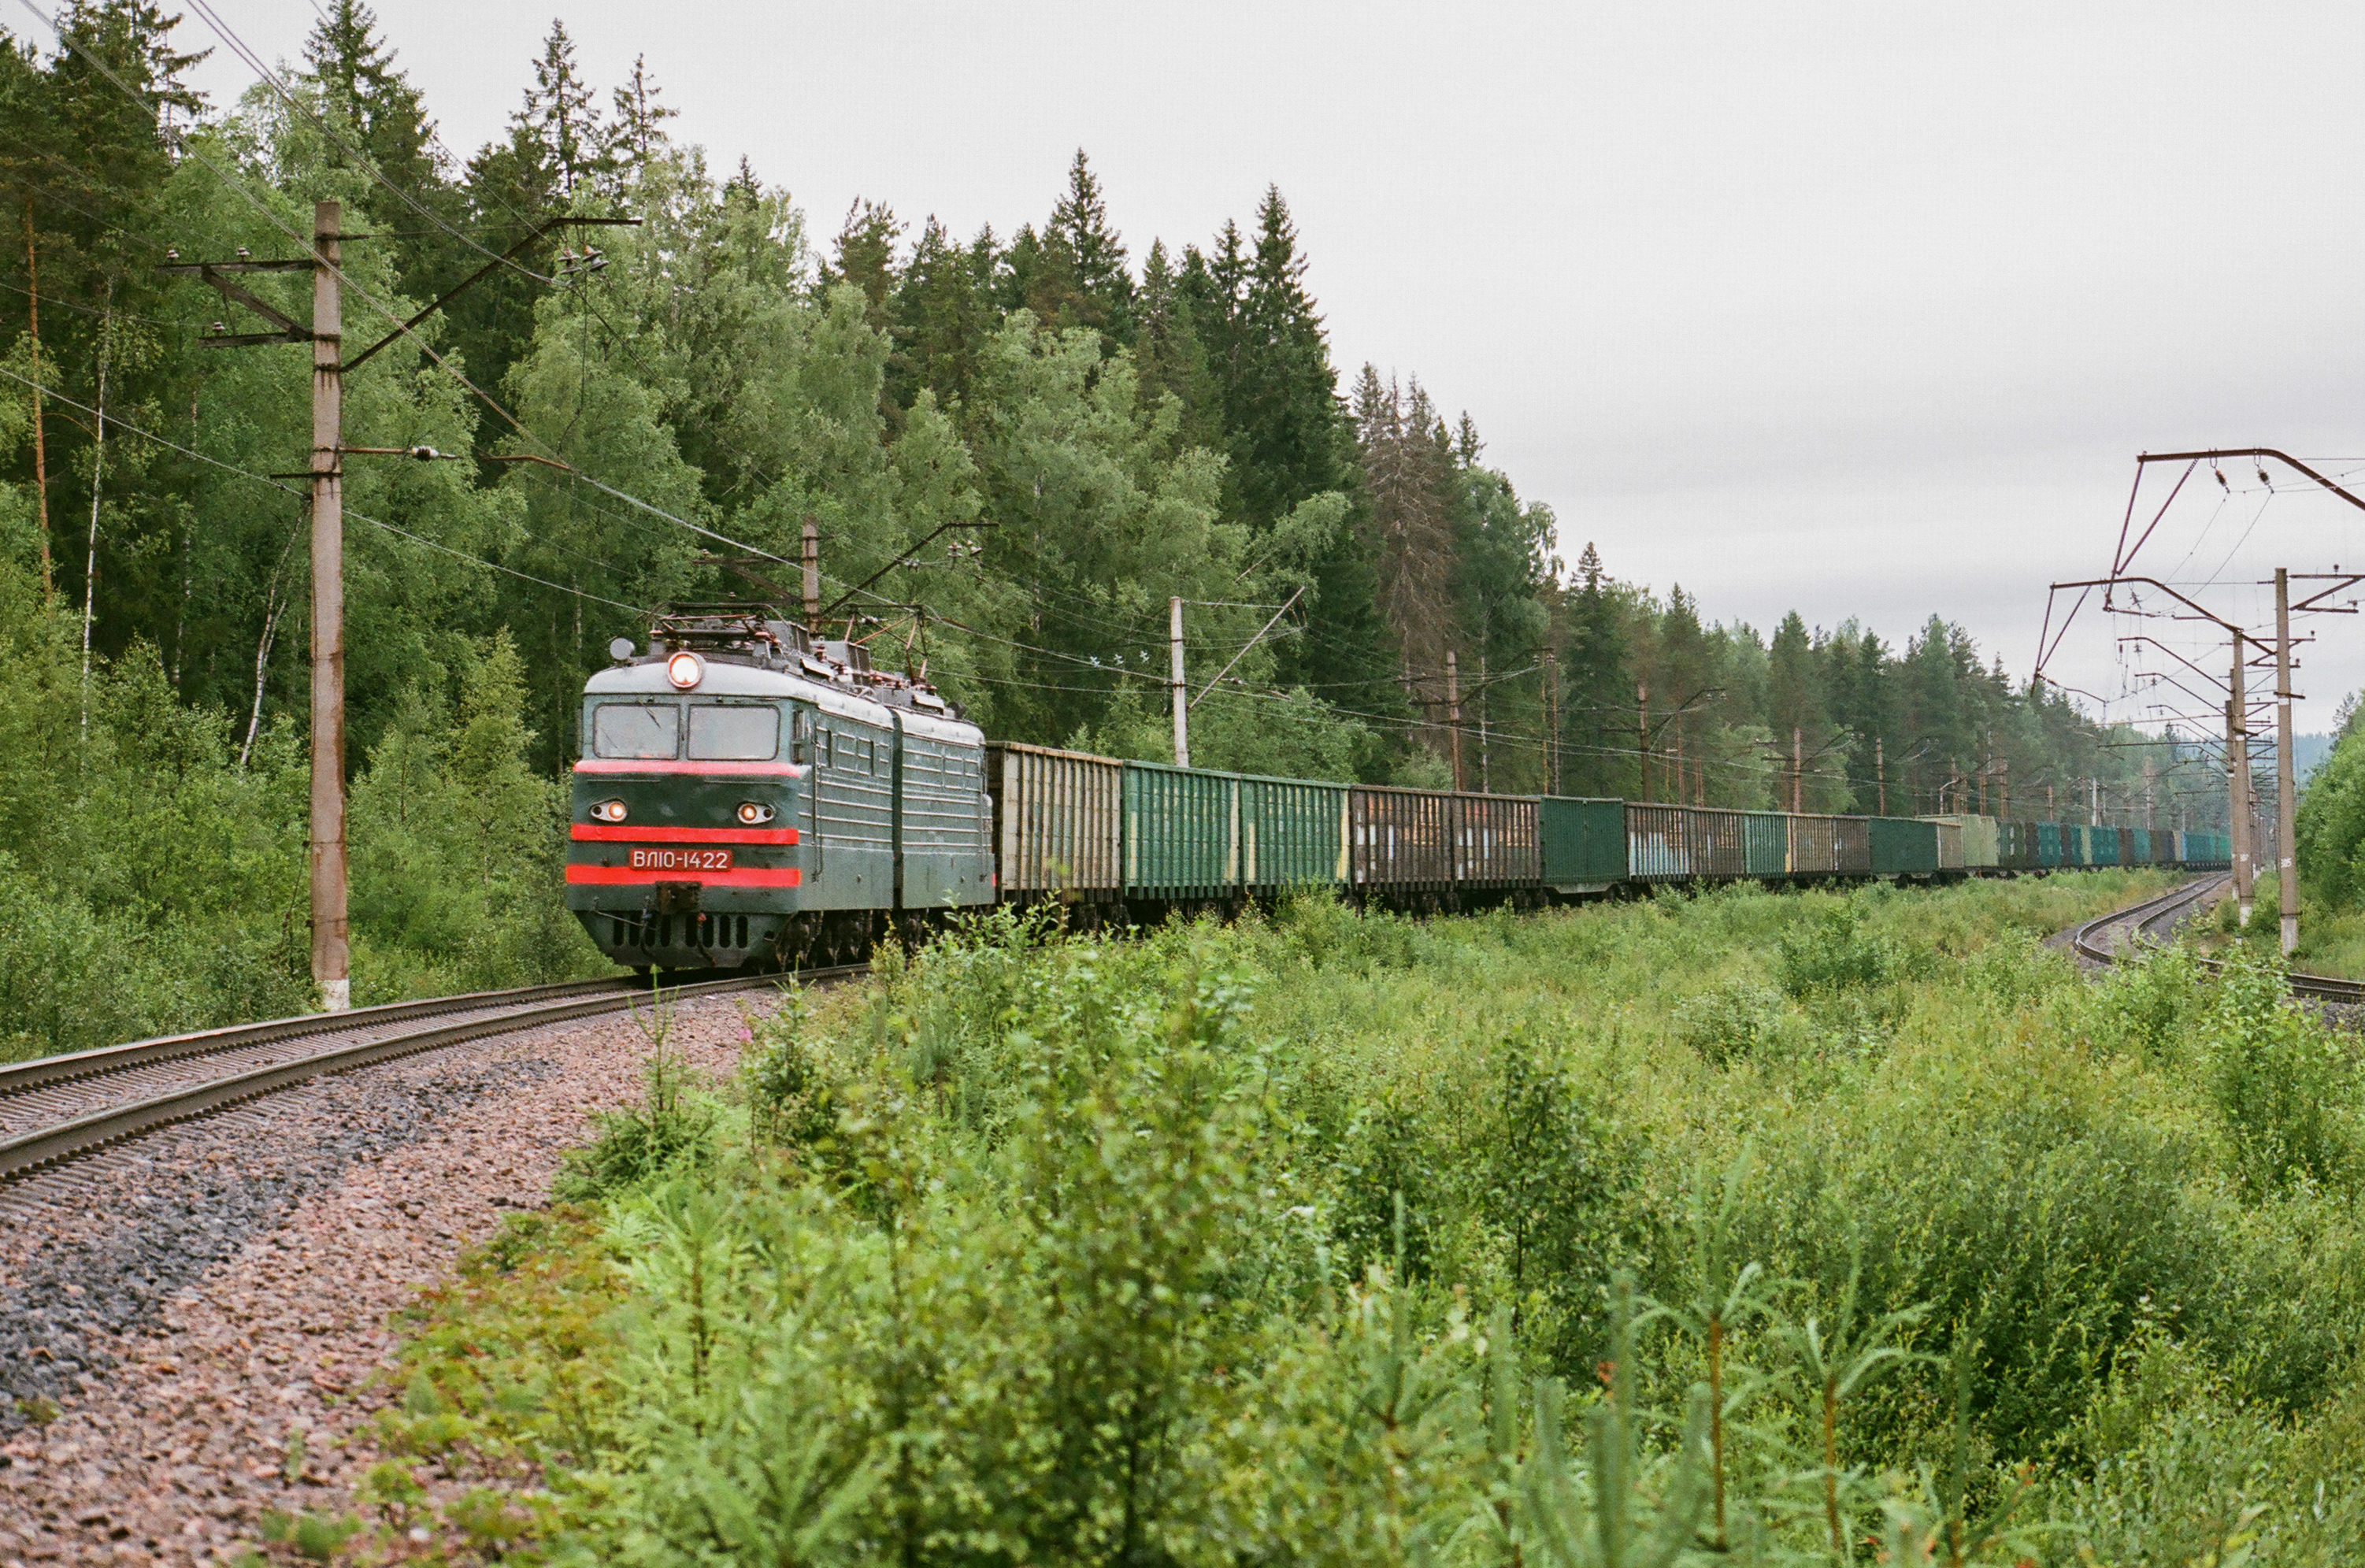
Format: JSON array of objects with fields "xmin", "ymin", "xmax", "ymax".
[
  {"xmin": 736, "ymin": 801, "xmax": 776, "ymax": 825},
  {"xmin": 665, "ymin": 651, "xmax": 704, "ymax": 689},
  {"xmin": 590, "ymin": 799, "xmax": 628, "ymax": 823}
]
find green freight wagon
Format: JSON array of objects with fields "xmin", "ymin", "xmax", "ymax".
[
  {"xmin": 1540, "ymin": 797, "xmax": 1627, "ymax": 891},
  {"xmin": 2067, "ymin": 825, "xmax": 2092, "ymax": 866},
  {"xmin": 2092, "ymin": 826, "xmax": 2122, "ymax": 866},
  {"xmin": 1236, "ymin": 773, "xmax": 1348, "ymax": 891},
  {"xmin": 1123, "ymin": 761, "xmax": 1236, "ymax": 901},
  {"xmin": 2125, "ymin": 827, "xmax": 2152, "ymax": 865},
  {"xmin": 1869, "ymin": 817, "xmax": 1940, "ymax": 877},
  {"xmin": 1741, "ymin": 812, "xmax": 1789, "ymax": 877},
  {"xmin": 2036, "ymin": 822, "xmax": 2063, "ymax": 867}
]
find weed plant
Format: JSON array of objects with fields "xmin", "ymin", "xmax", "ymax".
[{"xmin": 364, "ymin": 871, "xmax": 2365, "ymax": 1565}]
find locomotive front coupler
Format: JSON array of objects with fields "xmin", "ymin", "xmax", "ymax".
[{"xmin": 653, "ymin": 880, "xmax": 703, "ymax": 914}]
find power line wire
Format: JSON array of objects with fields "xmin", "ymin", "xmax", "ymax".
[{"xmin": 0, "ymin": 360, "xmax": 648, "ymax": 613}]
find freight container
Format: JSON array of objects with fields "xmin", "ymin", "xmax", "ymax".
[
  {"xmin": 1455, "ymin": 794, "xmax": 1542, "ymax": 884},
  {"xmin": 1350, "ymin": 786, "xmax": 1456, "ymax": 888},
  {"xmin": 2125, "ymin": 827, "xmax": 2151, "ymax": 866},
  {"xmin": 2091, "ymin": 826, "xmax": 2122, "ymax": 866},
  {"xmin": 1932, "ymin": 820, "xmax": 1965, "ymax": 870},
  {"xmin": 1869, "ymin": 817, "xmax": 1940, "ymax": 876},
  {"xmin": 1540, "ymin": 797, "xmax": 1627, "ymax": 889},
  {"xmin": 1788, "ymin": 814, "xmax": 1849, "ymax": 876},
  {"xmin": 1124, "ymin": 762, "xmax": 1236, "ymax": 899},
  {"xmin": 1236, "ymin": 774, "xmax": 1349, "ymax": 891},
  {"xmin": 1742, "ymin": 812, "xmax": 1789, "ymax": 877},
  {"xmin": 1837, "ymin": 816, "xmax": 1872, "ymax": 873},
  {"xmin": 1922, "ymin": 814, "xmax": 1998, "ymax": 869},
  {"xmin": 2037, "ymin": 821, "xmax": 2063, "ymax": 867},
  {"xmin": 1627, "ymin": 803, "xmax": 1695, "ymax": 880},
  {"xmin": 987, "ymin": 743, "xmax": 1123, "ymax": 897}
]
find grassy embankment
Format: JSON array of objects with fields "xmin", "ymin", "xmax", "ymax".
[{"xmin": 321, "ymin": 869, "xmax": 2365, "ymax": 1566}]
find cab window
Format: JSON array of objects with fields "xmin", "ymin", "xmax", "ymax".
[
  {"xmin": 591, "ymin": 702, "xmax": 679, "ymax": 759},
  {"xmin": 688, "ymin": 702, "xmax": 778, "ymax": 761}
]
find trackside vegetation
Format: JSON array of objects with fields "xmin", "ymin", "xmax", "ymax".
[{"xmin": 350, "ymin": 873, "xmax": 2365, "ymax": 1565}]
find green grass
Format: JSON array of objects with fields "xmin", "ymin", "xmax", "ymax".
[{"xmin": 356, "ymin": 869, "xmax": 2365, "ymax": 1566}]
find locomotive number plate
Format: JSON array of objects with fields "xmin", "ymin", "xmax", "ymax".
[{"xmin": 628, "ymin": 847, "xmax": 732, "ymax": 873}]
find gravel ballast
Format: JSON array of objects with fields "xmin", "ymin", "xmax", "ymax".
[{"xmin": 0, "ymin": 990, "xmax": 772, "ymax": 1566}]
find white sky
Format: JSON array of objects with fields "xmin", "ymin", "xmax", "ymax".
[{"xmin": 177, "ymin": 0, "xmax": 2365, "ymax": 735}]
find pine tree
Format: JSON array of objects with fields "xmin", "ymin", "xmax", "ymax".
[{"xmin": 1355, "ymin": 367, "xmax": 1451, "ymax": 730}]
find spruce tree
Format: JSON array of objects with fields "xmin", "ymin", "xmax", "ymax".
[
  {"xmin": 888, "ymin": 217, "xmax": 992, "ymax": 413},
  {"xmin": 822, "ymin": 198, "xmax": 903, "ymax": 330},
  {"xmin": 517, "ymin": 19, "xmax": 606, "ymax": 197},
  {"xmin": 1560, "ymin": 543, "xmax": 1633, "ymax": 798},
  {"xmin": 607, "ymin": 53, "xmax": 677, "ymax": 169},
  {"xmin": 1132, "ymin": 239, "xmax": 1217, "ymax": 447}
]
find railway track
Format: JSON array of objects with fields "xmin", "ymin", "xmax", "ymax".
[
  {"xmin": 0, "ymin": 963, "xmax": 865, "ymax": 1181},
  {"xmin": 2067, "ymin": 874, "xmax": 2365, "ymax": 1006}
]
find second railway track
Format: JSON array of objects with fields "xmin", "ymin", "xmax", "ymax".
[
  {"xmin": 2068, "ymin": 873, "xmax": 2365, "ymax": 1007},
  {"xmin": 0, "ymin": 963, "xmax": 866, "ymax": 1181}
]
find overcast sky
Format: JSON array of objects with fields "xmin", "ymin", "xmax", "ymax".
[{"xmin": 179, "ymin": 0, "xmax": 2365, "ymax": 735}]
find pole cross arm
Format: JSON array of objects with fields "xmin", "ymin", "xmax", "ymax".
[
  {"xmin": 1191, "ymin": 586, "xmax": 1304, "ymax": 710},
  {"xmin": 816, "ymin": 519, "xmax": 998, "ymax": 621},
  {"xmin": 342, "ymin": 215, "xmax": 640, "ymax": 374},
  {"xmin": 2140, "ymin": 448, "xmax": 2365, "ymax": 516},
  {"xmin": 158, "ymin": 261, "xmax": 313, "ymax": 343}
]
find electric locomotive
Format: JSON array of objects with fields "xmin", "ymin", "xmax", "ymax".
[{"xmin": 565, "ymin": 606, "xmax": 994, "ymax": 972}]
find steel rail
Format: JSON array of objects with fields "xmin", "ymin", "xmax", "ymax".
[
  {"xmin": 0, "ymin": 964, "xmax": 866, "ymax": 1181},
  {"xmin": 0, "ymin": 974, "xmax": 645, "ymax": 1097},
  {"xmin": 2068, "ymin": 875, "xmax": 2365, "ymax": 1005}
]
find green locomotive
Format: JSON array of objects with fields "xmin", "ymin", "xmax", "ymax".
[{"xmin": 565, "ymin": 607, "xmax": 993, "ymax": 971}]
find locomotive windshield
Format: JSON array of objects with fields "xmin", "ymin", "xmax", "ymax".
[
  {"xmin": 591, "ymin": 701, "xmax": 679, "ymax": 758},
  {"xmin": 687, "ymin": 703, "xmax": 779, "ymax": 761}
]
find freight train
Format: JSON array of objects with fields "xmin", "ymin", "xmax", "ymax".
[{"xmin": 565, "ymin": 608, "xmax": 2232, "ymax": 971}]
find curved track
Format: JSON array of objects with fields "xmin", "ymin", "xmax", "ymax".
[
  {"xmin": 2067, "ymin": 874, "xmax": 2365, "ymax": 1006},
  {"xmin": 0, "ymin": 964, "xmax": 863, "ymax": 1181}
]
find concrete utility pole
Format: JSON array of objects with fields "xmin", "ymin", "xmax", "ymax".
[
  {"xmin": 2230, "ymin": 631, "xmax": 2255, "ymax": 926},
  {"xmin": 801, "ymin": 516, "xmax": 820, "ymax": 627},
  {"xmin": 2276, "ymin": 568, "xmax": 2300, "ymax": 955},
  {"xmin": 1447, "ymin": 649, "xmax": 1463, "ymax": 792},
  {"xmin": 1636, "ymin": 680, "xmax": 1648, "ymax": 802},
  {"xmin": 1478, "ymin": 654, "xmax": 1489, "ymax": 794},
  {"xmin": 1875, "ymin": 735, "xmax": 1885, "ymax": 816},
  {"xmin": 1544, "ymin": 649, "xmax": 1559, "ymax": 795},
  {"xmin": 308, "ymin": 205, "xmax": 348, "ymax": 1010},
  {"xmin": 1169, "ymin": 595, "xmax": 1188, "ymax": 768},
  {"xmin": 162, "ymin": 202, "xmax": 637, "ymax": 1011}
]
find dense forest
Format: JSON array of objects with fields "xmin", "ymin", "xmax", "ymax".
[
  {"xmin": 0, "ymin": 2, "xmax": 2232, "ymax": 1047},
  {"xmin": 0, "ymin": 1, "xmax": 2223, "ymax": 809}
]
